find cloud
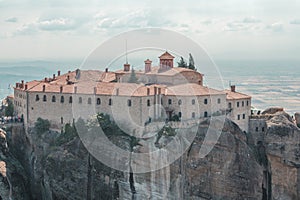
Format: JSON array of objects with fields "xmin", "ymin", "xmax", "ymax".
[
  {"xmin": 242, "ymin": 17, "xmax": 261, "ymax": 23},
  {"xmin": 223, "ymin": 17, "xmax": 262, "ymax": 32},
  {"xmin": 15, "ymin": 23, "xmax": 38, "ymax": 35},
  {"xmin": 14, "ymin": 17, "xmax": 83, "ymax": 36},
  {"xmin": 95, "ymin": 9, "xmax": 173, "ymax": 31},
  {"xmin": 38, "ymin": 18, "xmax": 76, "ymax": 31},
  {"xmin": 5, "ymin": 17, "xmax": 18, "ymax": 23},
  {"xmin": 267, "ymin": 22, "xmax": 283, "ymax": 32},
  {"xmin": 290, "ymin": 19, "xmax": 300, "ymax": 25},
  {"xmin": 224, "ymin": 22, "xmax": 248, "ymax": 31}
]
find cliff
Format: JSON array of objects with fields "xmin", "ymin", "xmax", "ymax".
[
  {"xmin": 2, "ymin": 109, "xmax": 300, "ymax": 200},
  {"xmin": 0, "ymin": 128, "xmax": 30, "ymax": 200}
]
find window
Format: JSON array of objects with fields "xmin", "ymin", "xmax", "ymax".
[
  {"xmin": 36, "ymin": 95, "xmax": 40, "ymax": 101},
  {"xmin": 204, "ymin": 99, "xmax": 208, "ymax": 104},
  {"xmin": 147, "ymin": 99, "xmax": 150, "ymax": 107},
  {"xmin": 61, "ymin": 117, "xmax": 63, "ymax": 124},
  {"xmin": 243, "ymin": 114, "xmax": 245, "ymax": 119},
  {"xmin": 242, "ymin": 101, "xmax": 244, "ymax": 107},
  {"xmin": 256, "ymin": 127, "xmax": 259, "ymax": 132},
  {"xmin": 237, "ymin": 115, "xmax": 240, "ymax": 120},
  {"xmin": 204, "ymin": 111, "xmax": 208, "ymax": 118},
  {"xmin": 178, "ymin": 99, "xmax": 182, "ymax": 105},
  {"xmin": 192, "ymin": 112, "xmax": 195, "ymax": 118},
  {"xmin": 88, "ymin": 98, "xmax": 92, "ymax": 104},
  {"xmin": 218, "ymin": 98, "xmax": 221, "ymax": 104},
  {"xmin": 192, "ymin": 99, "xmax": 195, "ymax": 105},
  {"xmin": 228, "ymin": 102, "xmax": 232, "ymax": 109},
  {"xmin": 52, "ymin": 95, "xmax": 56, "ymax": 102},
  {"xmin": 43, "ymin": 95, "xmax": 47, "ymax": 102},
  {"xmin": 69, "ymin": 96, "xmax": 72, "ymax": 103},
  {"xmin": 237, "ymin": 102, "xmax": 240, "ymax": 107},
  {"xmin": 168, "ymin": 99, "xmax": 172, "ymax": 105},
  {"xmin": 178, "ymin": 112, "xmax": 182, "ymax": 118},
  {"xmin": 247, "ymin": 100, "xmax": 249, "ymax": 106},
  {"xmin": 262, "ymin": 127, "xmax": 265, "ymax": 132},
  {"xmin": 96, "ymin": 98, "xmax": 101, "ymax": 105},
  {"xmin": 109, "ymin": 98, "xmax": 112, "ymax": 106},
  {"xmin": 161, "ymin": 98, "xmax": 163, "ymax": 105},
  {"xmin": 79, "ymin": 97, "xmax": 82, "ymax": 104},
  {"xmin": 127, "ymin": 99, "xmax": 132, "ymax": 107},
  {"xmin": 60, "ymin": 96, "xmax": 64, "ymax": 103}
]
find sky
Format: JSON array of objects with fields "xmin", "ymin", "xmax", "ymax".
[{"xmin": 1, "ymin": 0, "xmax": 300, "ymax": 62}]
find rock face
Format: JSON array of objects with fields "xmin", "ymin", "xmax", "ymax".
[
  {"xmin": 0, "ymin": 128, "xmax": 30, "ymax": 200},
  {"xmin": 4, "ymin": 110, "xmax": 300, "ymax": 199},
  {"xmin": 262, "ymin": 110, "xmax": 300, "ymax": 199}
]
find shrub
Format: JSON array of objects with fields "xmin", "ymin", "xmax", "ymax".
[{"xmin": 34, "ymin": 118, "xmax": 50, "ymax": 134}]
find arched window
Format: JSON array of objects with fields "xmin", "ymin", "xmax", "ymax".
[
  {"xmin": 228, "ymin": 102, "xmax": 232, "ymax": 109},
  {"xmin": 69, "ymin": 96, "xmax": 72, "ymax": 103},
  {"xmin": 204, "ymin": 111, "xmax": 208, "ymax": 118},
  {"xmin": 43, "ymin": 95, "xmax": 47, "ymax": 102},
  {"xmin": 60, "ymin": 96, "xmax": 64, "ymax": 103},
  {"xmin": 192, "ymin": 112, "xmax": 195, "ymax": 118},
  {"xmin": 96, "ymin": 98, "xmax": 101, "ymax": 105},
  {"xmin": 88, "ymin": 97, "xmax": 92, "ymax": 104},
  {"xmin": 168, "ymin": 99, "xmax": 172, "ymax": 105},
  {"xmin": 178, "ymin": 99, "xmax": 182, "ymax": 105},
  {"xmin": 52, "ymin": 95, "xmax": 56, "ymax": 102},
  {"xmin": 61, "ymin": 117, "xmax": 63, "ymax": 124},
  {"xmin": 109, "ymin": 98, "xmax": 112, "ymax": 106},
  {"xmin": 192, "ymin": 99, "xmax": 195, "ymax": 105},
  {"xmin": 204, "ymin": 99, "xmax": 208, "ymax": 105},
  {"xmin": 127, "ymin": 99, "xmax": 132, "ymax": 107},
  {"xmin": 36, "ymin": 95, "xmax": 40, "ymax": 101},
  {"xmin": 147, "ymin": 99, "xmax": 150, "ymax": 107},
  {"xmin": 79, "ymin": 97, "xmax": 82, "ymax": 104},
  {"xmin": 178, "ymin": 112, "xmax": 182, "ymax": 118}
]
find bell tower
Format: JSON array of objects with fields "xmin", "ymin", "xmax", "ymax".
[{"xmin": 159, "ymin": 51, "xmax": 175, "ymax": 70}]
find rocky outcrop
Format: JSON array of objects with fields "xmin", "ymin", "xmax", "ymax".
[
  {"xmin": 4, "ymin": 109, "xmax": 300, "ymax": 199},
  {"xmin": 263, "ymin": 110, "xmax": 300, "ymax": 199},
  {"xmin": 0, "ymin": 128, "xmax": 30, "ymax": 200}
]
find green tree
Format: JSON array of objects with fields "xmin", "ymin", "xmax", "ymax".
[
  {"xmin": 177, "ymin": 56, "xmax": 187, "ymax": 68},
  {"xmin": 34, "ymin": 118, "xmax": 50, "ymax": 133},
  {"xmin": 188, "ymin": 53, "xmax": 196, "ymax": 70},
  {"xmin": 5, "ymin": 99, "xmax": 14, "ymax": 117},
  {"xmin": 128, "ymin": 68, "xmax": 138, "ymax": 83}
]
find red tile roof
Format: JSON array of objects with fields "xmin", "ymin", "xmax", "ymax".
[{"xmin": 224, "ymin": 89, "xmax": 251, "ymax": 100}]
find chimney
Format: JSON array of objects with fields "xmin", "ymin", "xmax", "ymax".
[
  {"xmin": 44, "ymin": 77, "xmax": 48, "ymax": 82},
  {"xmin": 74, "ymin": 86, "xmax": 77, "ymax": 94},
  {"xmin": 58, "ymin": 70, "xmax": 61, "ymax": 76},
  {"xmin": 231, "ymin": 85, "xmax": 236, "ymax": 92},
  {"xmin": 94, "ymin": 87, "xmax": 97, "ymax": 94},
  {"xmin": 60, "ymin": 86, "xmax": 63, "ymax": 93},
  {"xmin": 25, "ymin": 84, "xmax": 28, "ymax": 90},
  {"xmin": 53, "ymin": 74, "xmax": 56, "ymax": 80},
  {"xmin": 124, "ymin": 63, "xmax": 130, "ymax": 72},
  {"xmin": 144, "ymin": 59, "xmax": 152, "ymax": 73},
  {"xmin": 16, "ymin": 83, "xmax": 19, "ymax": 88},
  {"xmin": 43, "ymin": 85, "xmax": 46, "ymax": 92},
  {"xmin": 68, "ymin": 70, "xmax": 71, "ymax": 73},
  {"xmin": 21, "ymin": 80, "xmax": 24, "ymax": 88},
  {"xmin": 67, "ymin": 75, "xmax": 70, "ymax": 81},
  {"xmin": 105, "ymin": 68, "xmax": 108, "ymax": 73}
]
